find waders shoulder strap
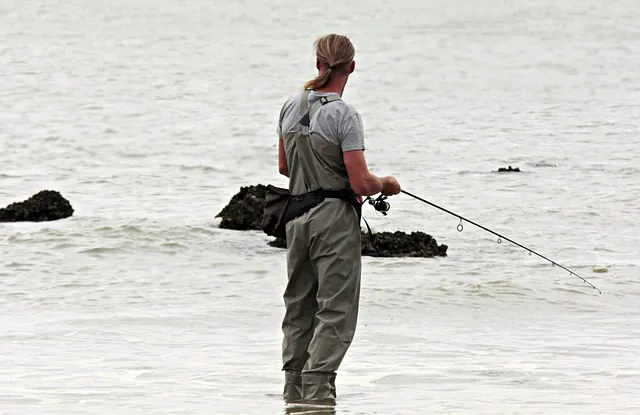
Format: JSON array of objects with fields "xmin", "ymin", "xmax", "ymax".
[
  {"xmin": 298, "ymin": 89, "xmax": 311, "ymax": 131},
  {"xmin": 298, "ymin": 91, "xmax": 341, "ymax": 130}
]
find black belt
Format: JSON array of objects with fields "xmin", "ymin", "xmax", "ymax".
[{"xmin": 284, "ymin": 188, "xmax": 372, "ymax": 241}]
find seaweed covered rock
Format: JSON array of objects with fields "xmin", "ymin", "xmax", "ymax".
[
  {"xmin": 215, "ymin": 184, "xmax": 268, "ymax": 230},
  {"xmin": 268, "ymin": 230, "xmax": 448, "ymax": 258},
  {"xmin": 0, "ymin": 190, "xmax": 74, "ymax": 222},
  {"xmin": 361, "ymin": 230, "xmax": 447, "ymax": 257},
  {"xmin": 498, "ymin": 166, "xmax": 520, "ymax": 172}
]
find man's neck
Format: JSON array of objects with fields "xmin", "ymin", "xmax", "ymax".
[{"xmin": 313, "ymin": 79, "xmax": 346, "ymax": 97}]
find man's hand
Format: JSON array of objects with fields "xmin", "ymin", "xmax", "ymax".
[{"xmin": 381, "ymin": 176, "xmax": 401, "ymax": 196}]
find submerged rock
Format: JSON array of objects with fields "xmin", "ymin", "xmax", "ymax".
[
  {"xmin": 498, "ymin": 166, "xmax": 521, "ymax": 172},
  {"xmin": 268, "ymin": 237, "xmax": 287, "ymax": 249},
  {"xmin": 220, "ymin": 184, "xmax": 448, "ymax": 258},
  {"xmin": 0, "ymin": 190, "xmax": 74, "ymax": 222},
  {"xmin": 215, "ymin": 184, "xmax": 268, "ymax": 230}
]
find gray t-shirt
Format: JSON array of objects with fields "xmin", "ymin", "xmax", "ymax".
[{"xmin": 276, "ymin": 90, "xmax": 365, "ymax": 152}]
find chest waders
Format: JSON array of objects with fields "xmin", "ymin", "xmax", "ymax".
[{"xmin": 279, "ymin": 90, "xmax": 363, "ymax": 406}]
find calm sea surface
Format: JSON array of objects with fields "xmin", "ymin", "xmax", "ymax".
[{"xmin": 1, "ymin": 0, "xmax": 639, "ymax": 414}]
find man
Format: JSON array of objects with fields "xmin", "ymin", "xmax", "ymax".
[{"xmin": 276, "ymin": 33, "xmax": 401, "ymax": 406}]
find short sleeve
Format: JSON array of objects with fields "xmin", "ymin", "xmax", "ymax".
[
  {"xmin": 276, "ymin": 104, "xmax": 284, "ymax": 137},
  {"xmin": 339, "ymin": 112, "xmax": 365, "ymax": 152}
]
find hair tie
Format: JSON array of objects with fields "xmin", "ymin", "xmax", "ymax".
[{"xmin": 328, "ymin": 64, "xmax": 337, "ymax": 70}]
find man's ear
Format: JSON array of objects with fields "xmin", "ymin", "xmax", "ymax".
[
  {"xmin": 316, "ymin": 59, "xmax": 321, "ymax": 71},
  {"xmin": 349, "ymin": 60, "xmax": 355, "ymax": 74}
]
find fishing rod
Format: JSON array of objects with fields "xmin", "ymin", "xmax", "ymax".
[{"xmin": 366, "ymin": 190, "xmax": 602, "ymax": 294}]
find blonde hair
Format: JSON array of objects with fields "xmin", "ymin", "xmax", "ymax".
[{"xmin": 303, "ymin": 34, "xmax": 355, "ymax": 90}]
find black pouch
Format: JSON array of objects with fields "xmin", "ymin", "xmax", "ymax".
[
  {"xmin": 260, "ymin": 185, "xmax": 290, "ymax": 240},
  {"xmin": 283, "ymin": 188, "xmax": 326, "ymax": 223},
  {"xmin": 261, "ymin": 186, "xmax": 329, "ymax": 240}
]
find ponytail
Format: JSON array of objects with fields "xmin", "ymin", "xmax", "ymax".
[{"xmin": 303, "ymin": 67, "xmax": 333, "ymax": 90}]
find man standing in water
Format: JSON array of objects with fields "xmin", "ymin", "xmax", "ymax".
[{"xmin": 276, "ymin": 33, "xmax": 402, "ymax": 406}]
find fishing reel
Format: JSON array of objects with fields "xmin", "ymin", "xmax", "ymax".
[{"xmin": 368, "ymin": 194, "xmax": 391, "ymax": 215}]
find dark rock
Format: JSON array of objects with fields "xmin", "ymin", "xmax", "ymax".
[
  {"xmin": 498, "ymin": 166, "xmax": 520, "ymax": 172},
  {"xmin": 215, "ymin": 184, "xmax": 268, "ymax": 230},
  {"xmin": 361, "ymin": 230, "xmax": 448, "ymax": 257},
  {"xmin": 268, "ymin": 231, "xmax": 448, "ymax": 258},
  {"xmin": 0, "ymin": 190, "xmax": 74, "ymax": 222}
]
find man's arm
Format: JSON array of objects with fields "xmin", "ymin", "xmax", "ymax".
[
  {"xmin": 343, "ymin": 149, "xmax": 385, "ymax": 196},
  {"xmin": 278, "ymin": 137, "xmax": 289, "ymax": 177},
  {"xmin": 339, "ymin": 111, "xmax": 400, "ymax": 196}
]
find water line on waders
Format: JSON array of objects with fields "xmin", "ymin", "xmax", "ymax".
[{"xmin": 365, "ymin": 190, "xmax": 602, "ymax": 294}]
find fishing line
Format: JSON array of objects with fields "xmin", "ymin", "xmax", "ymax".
[{"xmin": 367, "ymin": 190, "xmax": 601, "ymax": 294}]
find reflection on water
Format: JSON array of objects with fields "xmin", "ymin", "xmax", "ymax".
[{"xmin": 284, "ymin": 402, "xmax": 336, "ymax": 415}]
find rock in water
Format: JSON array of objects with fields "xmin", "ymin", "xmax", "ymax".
[
  {"xmin": 0, "ymin": 190, "xmax": 74, "ymax": 222},
  {"xmin": 362, "ymin": 230, "xmax": 447, "ymax": 257},
  {"xmin": 268, "ymin": 231, "xmax": 448, "ymax": 258},
  {"xmin": 216, "ymin": 184, "xmax": 268, "ymax": 230},
  {"xmin": 498, "ymin": 166, "xmax": 521, "ymax": 172}
]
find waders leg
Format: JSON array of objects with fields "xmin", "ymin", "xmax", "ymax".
[
  {"xmin": 302, "ymin": 202, "xmax": 362, "ymax": 404},
  {"xmin": 281, "ymin": 221, "xmax": 318, "ymax": 402}
]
